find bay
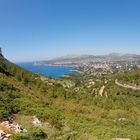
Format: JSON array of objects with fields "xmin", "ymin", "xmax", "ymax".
[{"xmin": 16, "ymin": 62, "xmax": 78, "ymax": 78}]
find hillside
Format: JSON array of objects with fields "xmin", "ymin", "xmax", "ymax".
[
  {"xmin": 35, "ymin": 53, "xmax": 140, "ymax": 76},
  {"xmin": 117, "ymin": 69, "xmax": 140, "ymax": 87},
  {"xmin": 36, "ymin": 53, "xmax": 140, "ymax": 66},
  {"xmin": 0, "ymin": 53, "xmax": 140, "ymax": 140}
]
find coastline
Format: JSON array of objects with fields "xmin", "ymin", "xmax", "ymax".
[
  {"xmin": 33, "ymin": 63, "xmax": 79, "ymax": 67},
  {"xmin": 18, "ymin": 62, "xmax": 81, "ymax": 78},
  {"xmin": 33, "ymin": 64, "xmax": 79, "ymax": 67}
]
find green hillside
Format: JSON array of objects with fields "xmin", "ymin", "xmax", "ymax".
[
  {"xmin": 117, "ymin": 69, "xmax": 140, "ymax": 86},
  {"xmin": 0, "ymin": 55, "xmax": 140, "ymax": 140}
]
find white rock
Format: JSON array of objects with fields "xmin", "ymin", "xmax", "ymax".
[{"xmin": 32, "ymin": 116, "xmax": 42, "ymax": 127}]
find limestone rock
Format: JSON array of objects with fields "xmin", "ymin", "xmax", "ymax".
[
  {"xmin": 98, "ymin": 85, "xmax": 105, "ymax": 96},
  {"xmin": 32, "ymin": 116, "xmax": 42, "ymax": 127}
]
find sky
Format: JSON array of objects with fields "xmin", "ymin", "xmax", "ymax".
[{"xmin": 0, "ymin": 0, "xmax": 140, "ymax": 62}]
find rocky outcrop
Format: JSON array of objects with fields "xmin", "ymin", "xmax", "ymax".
[
  {"xmin": 32, "ymin": 116, "xmax": 42, "ymax": 127},
  {"xmin": 0, "ymin": 121, "xmax": 25, "ymax": 140},
  {"xmin": 0, "ymin": 121, "xmax": 24, "ymax": 133},
  {"xmin": 98, "ymin": 85, "xmax": 105, "ymax": 96},
  {"xmin": 0, "ymin": 130, "xmax": 10, "ymax": 140},
  {"xmin": 0, "ymin": 115, "xmax": 27, "ymax": 140},
  {"xmin": 0, "ymin": 48, "xmax": 4, "ymax": 59},
  {"xmin": 91, "ymin": 85, "xmax": 108, "ymax": 97}
]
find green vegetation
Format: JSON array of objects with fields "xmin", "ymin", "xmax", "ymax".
[
  {"xmin": 11, "ymin": 128, "xmax": 48, "ymax": 140},
  {"xmin": 117, "ymin": 69, "xmax": 140, "ymax": 86},
  {"xmin": 0, "ymin": 57, "xmax": 140, "ymax": 140}
]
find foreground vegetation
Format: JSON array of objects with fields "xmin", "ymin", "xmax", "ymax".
[{"xmin": 0, "ymin": 57, "xmax": 140, "ymax": 140}]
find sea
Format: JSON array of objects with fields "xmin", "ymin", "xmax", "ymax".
[{"xmin": 17, "ymin": 62, "xmax": 78, "ymax": 78}]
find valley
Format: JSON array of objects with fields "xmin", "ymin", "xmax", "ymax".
[{"xmin": 0, "ymin": 52, "xmax": 140, "ymax": 140}]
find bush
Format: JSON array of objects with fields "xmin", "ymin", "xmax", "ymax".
[
  {"xmin": 10, "ymin": 134, "xmax": 30, "ymax": 140},
  {"xmin": 29, "ymin": 128, "xmax": 48, "ymax": 140},
  {"xmin": 10, "ymin": 128, "xmax": 48, "ymax": 140}
]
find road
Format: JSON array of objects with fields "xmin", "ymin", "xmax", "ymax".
[{"xmin": 115, "ymin": 79, "xmax": 140, "ymax": 90}]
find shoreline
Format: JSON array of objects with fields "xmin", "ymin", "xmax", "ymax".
[
  {"xmin": 33, "ymin": 63, "xmax": 79, "ymax": 67},
  {"xmin": 19, "ymin": 62, "xmax": 81, "ymax": 78}
]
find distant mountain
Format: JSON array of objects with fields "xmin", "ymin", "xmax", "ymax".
[{"xmin": 35, "ymin": 53, "xmax": 140, "ymax": 66}]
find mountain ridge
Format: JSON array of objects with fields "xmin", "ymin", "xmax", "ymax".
[{"xmin": 35, "ymin": 53, "xmax": 140, "ymax": 66}]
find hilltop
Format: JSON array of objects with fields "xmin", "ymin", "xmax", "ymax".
[{"xmin": 0, "ymin": 51, "xmax": 140, "ymax": 140}]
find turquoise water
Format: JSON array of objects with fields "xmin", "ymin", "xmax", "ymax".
[{"xmin": 17, "ymin": 62, "xmax": 78, "ymax": 78}]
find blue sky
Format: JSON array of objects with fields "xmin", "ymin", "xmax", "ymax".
[{"xmin": 0, "ymin": 0, "xmax": 140, "ymax": 62}]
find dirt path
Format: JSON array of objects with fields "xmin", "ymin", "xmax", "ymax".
[{"xmin": 115, "ymin": 79, "xmax": 140, "ymax": 90}]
